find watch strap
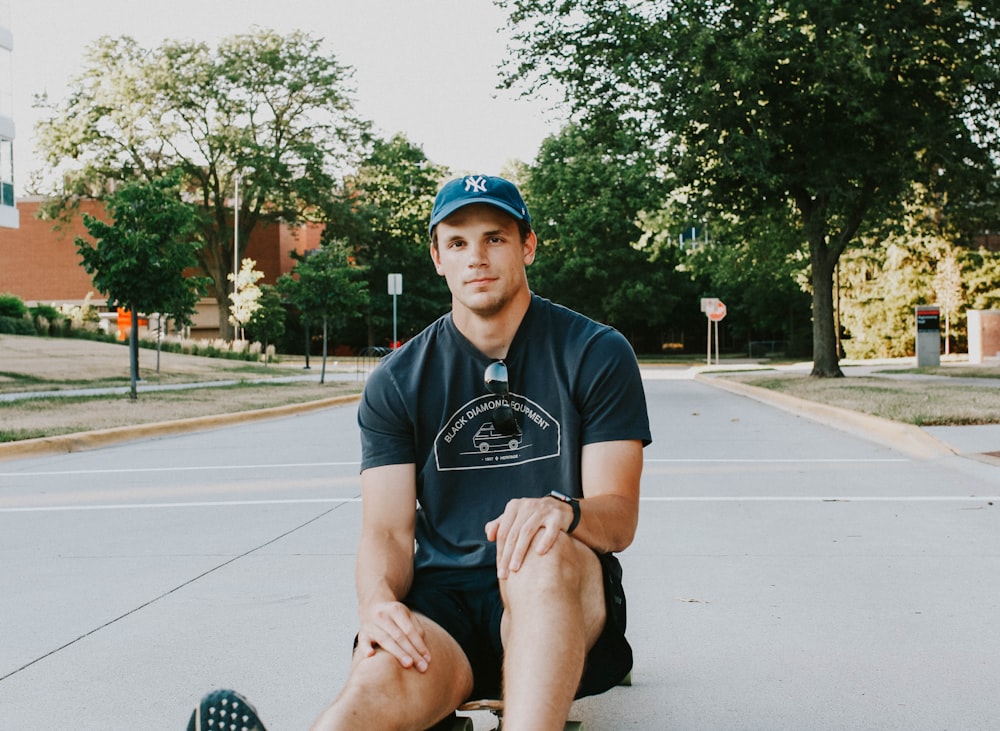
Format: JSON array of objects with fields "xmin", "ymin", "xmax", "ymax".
[{"xmin": 548, "ymin": 490, "xmax": 581, "ymax": 534}]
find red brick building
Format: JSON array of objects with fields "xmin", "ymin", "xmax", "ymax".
[{"xmin": 0, "ymin": 198, "xmax": 323, "ymax": 337}]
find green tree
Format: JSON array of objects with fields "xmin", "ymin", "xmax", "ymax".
[
  {"xmin": 522, "ymin": 123, "xmax": 685, "ymax": 350},
  {"xmin": 246, "ymin": 284, "xmax": 286, "ymax": 366},
  {"xmin": 500, "ymin": 0, "xmax": 1000, "ymax": 375},
  {"xmin": 960, "ymin": 247, "xmax": 1000, "ymax": 313},
  {"xmin": 837, "ymin": 237, "xmax": 938, "ymax": 360},
  {"xmin": 325, "ymin": 134, "xmax": 450, "ymax": 347},
  {"xmin": 683, "ymin": 218, "xmax": 813, "ymax": 358},
  {"xmin": 36, "ymin": 29, "xmax": 369, "ymax": 339},
  {"xmin": 75, "ymin": 175, "xmax": 205, "ymax": 399},
  {"xmin": 278, "ymin": 243, "xmax": 368, "ymax": 383}
]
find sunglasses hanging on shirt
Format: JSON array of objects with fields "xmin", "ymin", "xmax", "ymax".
[{"xmin": 483, "ymin": 360, "xmax": 521, "ymax": 437}]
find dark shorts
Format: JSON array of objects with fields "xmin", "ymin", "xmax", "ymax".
[{"xmin": 404, "ymin": 552, "xmax": 632, "ymax": 701}]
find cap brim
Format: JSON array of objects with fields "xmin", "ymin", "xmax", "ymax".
[{"xmin": 429, "ymin": 198, "xmax": 527, "ymax": 230}]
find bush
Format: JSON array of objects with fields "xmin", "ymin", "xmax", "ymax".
[
  {"xmin": 0, "ymin": 315, "xmax": 35, "ymax": 335},
  {"xmin": 138, "ymin": 335, "xmax": 278, "ymax": 363},
  {"xmin": 0, "ymin": 293, "xmax": 28, "ymax": 319},
  {"xmin": 29, "ymin": 304, "xmax": 65, "ymax": 335}
]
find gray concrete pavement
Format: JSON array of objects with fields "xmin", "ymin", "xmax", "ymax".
[{"xmin": 0, "ymin": 373, "xmax": 998, "ymax": 730}]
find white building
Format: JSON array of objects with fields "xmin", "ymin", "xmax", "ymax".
[{"xmin": 0, "ymin": 0, "xmax": 17, "ymax": 229}]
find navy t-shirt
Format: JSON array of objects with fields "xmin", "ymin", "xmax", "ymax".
[{"xmin": 358, "ymin": 294, "xmax": 652, "ymax": 571}]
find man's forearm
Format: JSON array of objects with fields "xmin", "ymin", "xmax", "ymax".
[
  {"xmin": 355, "ymin": 531, "xmax": 415, "ymax": 614},
  {"xmin": 563, "ymin": 492, "xmax": 638, "ymax": 554}
]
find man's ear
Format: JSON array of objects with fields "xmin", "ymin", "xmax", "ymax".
[
  {"xmin": 429, "ymin": 243, "xmax": 444, "ymax": 276},
  {"xmin": 523, "ymin": 231, "xmax": 538, "ymax": 266}
]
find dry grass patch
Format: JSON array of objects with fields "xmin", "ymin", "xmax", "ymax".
[
  {"xmin": 727, "ymin": 372, "xmax": 1000, "ymax": 426},
  {"xmin": 1, "ymin": 334, "xmax": 367, "ymax": 442},
  {"xmin": 1, "ymin": 381, "xmax": 361, "ymax": 442},
  {"xmin": 0, "ymin": 334, "xmax": 300, "ymax": 392}
]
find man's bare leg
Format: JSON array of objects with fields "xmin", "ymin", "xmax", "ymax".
[
  {"xmin": 499, "ymin": 534, "xmax": 607, "ymax": 731},
  {"xmin": 310, "ymin": 614, "xmax": 473, "ymax": 731}
]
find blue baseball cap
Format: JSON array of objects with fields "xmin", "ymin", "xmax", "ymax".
[{"xmin": 429, "ymin": 175, "xmax": 531, "ymax": 235}]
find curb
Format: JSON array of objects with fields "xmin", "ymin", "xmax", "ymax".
[
  {"xmin": 0, "ymin": 393, "xmax": 362, "ymax": 462},
  {"xmin": 694, "ymin": 373, "xmax": 957, "ymax": 460}
]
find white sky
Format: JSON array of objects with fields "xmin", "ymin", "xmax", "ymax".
[{"xmin": 8, "ymin": 0, "xmax": 561, "ymax": 196}]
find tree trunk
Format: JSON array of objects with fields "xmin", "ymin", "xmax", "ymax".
[
  {"xmin": 809, "ymin": 239, "xmax": 844, "ymax": 378},
  {"xmin": 194, "ymin": 230, "xmax": 236, "ymax": 342},
  {"xmin": 128, "ymin": 307, "xmax": 140, "ymax": 400},
  {"xmin": 303, "ymin": 318, "xmax": 311, "ymax": 369},
  {"xmin": 320, "ymin": 316, "xmax": 328, "ymax": 385},
  {"xmin": 217, "ymin": 297, "xmax": 234, "ymax": 341}
]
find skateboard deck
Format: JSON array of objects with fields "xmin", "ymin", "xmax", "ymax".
[
  {"xmin": 440, "ymin": 672, "xmax": 630, "ymax": 730},
  {"xmin": 447, "ymin": 699, "xmax": 582, "ymax": 730}
]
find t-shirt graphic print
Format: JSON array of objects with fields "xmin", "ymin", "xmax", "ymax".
[{"xmin": 434, "ymin": 392, "xmax": 561, "ymax": 471}]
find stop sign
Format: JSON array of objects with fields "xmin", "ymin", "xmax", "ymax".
[{"xmin": 707, "ymin": 301, "xmax": 727, "ymax": 322}]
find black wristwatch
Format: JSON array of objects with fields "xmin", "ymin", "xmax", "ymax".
[{"xmin": 548, "ymin": 490, "xmax": 581, "ymax": 534}]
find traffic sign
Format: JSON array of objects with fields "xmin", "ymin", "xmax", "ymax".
[
  {"xmin": 702, "ymin": 297, "xmax": 726, "ymax": 365},
  {"xmin": 388, "ymin": 273, "xmax": 402, "ymax": 348}
]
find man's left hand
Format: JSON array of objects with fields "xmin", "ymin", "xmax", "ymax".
[{"xmin": 485, "ymin": 496, "xmax": 574, "ymax": 579}]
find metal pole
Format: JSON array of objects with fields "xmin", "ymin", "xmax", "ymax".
[
  {"xmin": 714, "ymin": 320, "xmax": 720, "ymax": 365},
  {"xmin": 834, "ymin": 261, "xmax": 841, "ymax": 359},
  {"xmin": 706, "ymin": 316, "xmax": 711, "ymax": 366},
  {"xmin": 392, "ymin": 293, "xmax": 398, "ymax": 348},
  {"xmin": 233, "ymin": 171, "xmax": 240, "ymax": 342}
]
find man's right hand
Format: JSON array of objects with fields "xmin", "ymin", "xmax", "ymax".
[{"xmin": 357, "ymin": 600, "xmax": 432, "ymax": 673}]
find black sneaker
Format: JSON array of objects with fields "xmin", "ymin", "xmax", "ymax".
[{"xmin": 187, "ymin": 689, "xmax": 266, "ymax": 731}]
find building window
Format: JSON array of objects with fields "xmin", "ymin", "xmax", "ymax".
[{"xmin": 0, "ymin": 138, "xmax": 12, "ymax": 206}]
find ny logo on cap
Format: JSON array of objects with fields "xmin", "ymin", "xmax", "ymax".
[{"xmin": 464, "ymin": 175, "xmax": 488, "ymax": 193}]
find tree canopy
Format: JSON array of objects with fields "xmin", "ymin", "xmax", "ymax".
[
  {"xmin": 75, "ymin": 175, "xmax": 205, "ymax": 397},
  {"xmin": 278, "ymin": 243, "xmax": 368, "ymax": 382},
  {"xmin": 325, "ymin": 134, "xmax": 450, "ymax": 347},
  {"xmin": 36, "ymin": 28, "xmax": 369, "ymax": 339},
  {"xmin": 522, "ymin": 123, "xmax": 688, "ymax": 350},
  {"xmin": 500, "ymin": 0, "xmax": 1000, "ymax": 375}
]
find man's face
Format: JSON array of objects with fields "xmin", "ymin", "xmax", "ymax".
[{"xmin": 430, "ymin": 204, "xmax": 537, "ymax": 319}]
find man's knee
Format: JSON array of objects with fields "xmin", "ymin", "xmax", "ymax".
[
  {"xmin": 504, "ymin": 533, "xmax": 595, "ymax": 597},
  {"xmin": 340, "ymin": 618, "xmax": 473, "ymax": 714}
]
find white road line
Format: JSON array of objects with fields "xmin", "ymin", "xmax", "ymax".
[
  {"xmin": 1, "ymin": 495, "xmax": 995, "ymax": 514},
  {"xmin": 644, "ymin": 458, "xmax": 910, "ymax": 463},
  {"xmin": 0, "ymin": 457, "xmax": 905, "ymax": 479},
  {"xmin": 0, "ymin": 498, "xmax": 362, "ymax": 513},
  {"xmin": 641, "ymin": 496, "xmax": 998, "ymax": 502},
  {"xmin": 0, "ymin": 461, "xmax": 361, "ymax": 478}
]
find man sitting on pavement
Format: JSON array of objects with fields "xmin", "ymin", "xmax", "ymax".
[{"xmin": 189, "ymin": 174, "xmax": 651, "ymax": 731}]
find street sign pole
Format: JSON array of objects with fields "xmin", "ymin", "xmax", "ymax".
[
  {"xmin": 707, "ymin": 315, "xmax": 712, "ymax": 366},
  {"xmin": 700, "ymin": 297, "xmax": 727, "ymax": 365},
  {"xmin": 714, "ymin": 319, "xmax": 720, "ymax": 365},
  {"xmin": 388, "ymin": 273, "xmax": 403, "ymax": 348}
]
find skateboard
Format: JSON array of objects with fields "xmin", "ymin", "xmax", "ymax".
[
  {"xmin": 445, "ymin": 699, "xmax": 582, "ymax": 730},
  {"xmin": 440, "ymin": 672, "xmax": 631, "ymax": 730}
]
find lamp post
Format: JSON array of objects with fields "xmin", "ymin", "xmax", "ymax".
[{"xmin": 232, "ymin": 170, "xmax": 241, "ymax": 342}]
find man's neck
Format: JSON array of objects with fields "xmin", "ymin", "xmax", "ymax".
[{"xmin": 451, "ymin": 290, "xmax": 532, "ymax": 360}]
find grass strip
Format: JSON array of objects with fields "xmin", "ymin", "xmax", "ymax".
[
  {"xmin": 726, "ymin": 373, "xmax": 1000, "ymax": 426},
  {"xmin": 1, "ymin": 381, "xmax": 363, "ymax": 442}
]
